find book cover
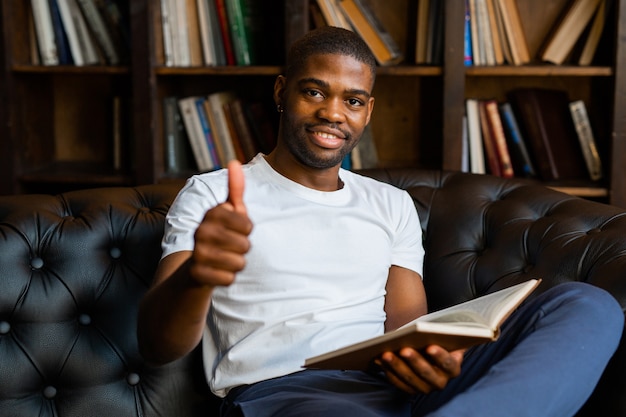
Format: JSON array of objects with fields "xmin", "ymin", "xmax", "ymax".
[
  {"xmin": 178, "ymin": 96, "xmax": 215, "ymax": 172},
  {"xmin": 578, "ymin": 0, "xmax": 609, "ymax": 65},
  {"xmin": 163, "ymin": 97, "xmax": 196, "ymax": 174},
  {"xmin": 507, "ymin": 88, "xmax": 588, "ymax": 181},
  {"xmin": 463, "ymin": 0, "xmax": 473, "ymax": 66},
  {"xmin": 225, "ymin": 0, "xmax": 264, "ymax": 66},
  {"xmin": 30, "ymin": 0, "xmax": 59, "ymax": 65},
  {"xmin": 56, "ymin": 0, "xmax": 99, "ymax": 65},
  {"xmin": 225, "ymin": 98, "xmax": 259, "ymax": 162},
  {"xmin": 75, "ymin": 0, "xmax": 120, "ymax": 65},
  {"xmin": 465, "ymin": 98, "xmax": 486, "ymax": 175},
  {"xmin": 214, "ymin": 0, "xmax": 236, "ymax": 65},
  {"xmin": 499, "ymin": 102, "xmax": 536, "ymax": 177},
  {"xmin": 195, "ymin": 97, "xmax": 222, "ymax": 169},
  {"xmin": 205, "ymin": 91, "xmax": 238, "ymax": 164},
  {"xmin": 304, "ymin": 279, "xmax": 541, "ymax": 371},
  {"xmin": 569, "ymin": 100, "xmax": 603, "ymax": 181},
  {"xmin": 337, "ymin": 0, "xmax": 403, "ymax": 66},
  {"xmin": 495, "ymin": 0, "xmax": 530, "ymax": 65},
  {"xmin": 478, "ymin": 100, "xmax": 502, "ymax": 177},
  {"xmin": 185, "ymin": 0, "xmax": 203, "ymax": 66},
  {"xmin": 48, "ymin": 0, "xmax": 74, "ymax": 65},
  {"xmin": 540, "ymin": 0, "xmax": 603, "ymax": 65},
  {"xmin": 484, "ymin": 99, "xmax": 514, "ymax": 178}
]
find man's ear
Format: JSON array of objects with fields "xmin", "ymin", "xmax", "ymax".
[
  {"xmin": 365, "ymin": 96, "xmax": 375, "ymax": 125},
  {"xmin": 273, "ymin": 75, "xmax": 287, "ymax": 108}
]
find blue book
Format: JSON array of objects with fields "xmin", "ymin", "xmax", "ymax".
[
  {"xmin": 464, "ymin": 0, "xmax": 473, "ymax": 66},
  {"xmin": 499, "ymin": 102, "xmax": 536, "ymax": 178},
  {"xmin": 48, "ymin": 0, "xmax": 73, "ymax": 64},
  {"xmin": 195, "ymin": 98, "xmax": 222, "ymax": 169}
]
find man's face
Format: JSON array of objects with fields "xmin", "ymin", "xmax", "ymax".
[{"xmin": 275, "ymin": 53, "xmax": 375, "ymax": 169}]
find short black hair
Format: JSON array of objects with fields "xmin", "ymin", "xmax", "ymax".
[{"xmin": 285, "ymin": 26, "xmax": 376, "ymax": 82}]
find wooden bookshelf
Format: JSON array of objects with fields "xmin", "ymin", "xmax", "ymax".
[{"xmin": 0, "ymin": 0, "xmax": 625, "ymax": 208}]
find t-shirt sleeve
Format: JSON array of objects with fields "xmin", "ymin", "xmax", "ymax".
[
  {"xmin": 161, "ymin": 175, "xmax": 225, "ymax": 259},
  {"xmin": 391, "ymin": 191, "xmax": 425, "ymax": 277}
]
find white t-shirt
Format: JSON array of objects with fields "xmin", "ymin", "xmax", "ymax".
[{"xmin": 161, "ymin": 154, "xmax": 424, "ymax": 396}]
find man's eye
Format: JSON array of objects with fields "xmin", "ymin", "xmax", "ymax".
[
  {"xmin": 347, "ymin": 98, "xmax": 363, "ymax": 106},
  {"xmin": 306, "ymin": 89, "xmax": 322, "ymax": 98}
]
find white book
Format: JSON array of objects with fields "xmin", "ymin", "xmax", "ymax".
[
  {"xmin": 196, "ymin": 0, "xmax": 216, "ymax": 66},
  {"xmin": 178, "ymin": 96, "xmax": 214, "ymax": 171},
  {"xmin": 172, "ymin": 0, "xmax": 191, "ymax": 66},
  {"xmin": 569, "ymin": 100, "xmax": 603, "ymax": 181},
  {"xmin": 56, "ymin": 0, "xmax": 84, "ymax": 65},
  {"xmin": 30, "ymin": 0, "xmax": 59, "ymax": 65},
  {"xmin": 305, "ymin": 279, "xmax": 541, "ymax": 370},
  {"xmin": 466, "ymin": 99, "xmax": 486, "ymax": 174},
  {"xmin": 160, "ymin": 0, "xmax": 174, "ymax": 66}
]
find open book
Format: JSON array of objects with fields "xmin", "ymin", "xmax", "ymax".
[{"xmin": 304, "ymin": 279, "xmax": 541, "ymax": 370}]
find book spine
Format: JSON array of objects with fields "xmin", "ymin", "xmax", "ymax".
[
  {"xmin": 31, "ymin": 0, "xmax": 59, "ymax": 65},
  {"xmin": 478, "ymin": 100, "xmax": 502, "ymax": 176},
  {"xmin": 75, "ymin": 0, "xmax": 119, "ymax": 64},
  {"xmin": 178, "ymin": 96, "xmax": 213, "ymax": 172},
  {"xmin": 195, "ymin": 97, "xmax": 221, "ymax": 169},
  {"xmin": 207, "ymin": 92, "xmax": 238, "ymax": 163},
  {"xmin": 185, "ymin": 0, "xmax": 203, "ymax": 66},
  {"xmin": 163, "ymin": 97, "xmax": 195, "ymax": 173},
  {"xmin": 159, "ymin": 0, "xmax": 174, "ymax": 66},
  {"xmin": 484, "ymin": 100, "xmax": 514, "ymax": 178},
  {"xmin": 464, "ymin": 0, "xmax": 473, "ymax": 66},
  {"xmin": 224, "ymin": 0, "xmax": 251, "ymax": 65},
  {"xmin": 214, "ymin": 0, "xmax": 236, "ymax": 65},
  {"xmin": 499, "ymin": 102, "xmax": 536, "ymax": 177},
  {"xmin": 465, "ymin": 99, "xmax": 486, "ymax": 174},
  {"xmin": 569, "ymin": 100, "xmax": 603, "ymax": 181},
  {"xmin": 48, "ymin": 0, "xmax": 74, "ymax": 65}
]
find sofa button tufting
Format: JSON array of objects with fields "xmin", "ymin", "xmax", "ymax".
[
  {"xmin": 43, "ymin": 386, "xmax": 57, "ymax": 399},
  {"xmin": 78, "ymin": 314, "xmax": 91, "ymax": 325},
  {"xmin": 31, "ymin": 257, "xmax": 44, "ymax": 269},
  {"xmin": 127, "ymin": 372, "xmax": 140, "ymax": 385},
  {"xmin": 110, "ymin": 247, "xmax": 122, "ymax": 259},
  {"xmin": 0, "ymin": 321, "xmax": 10, "ymax": 334}
]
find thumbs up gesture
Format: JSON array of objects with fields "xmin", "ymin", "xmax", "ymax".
[{"xmin": 191, "ymin": 160, "xmax": 253, "ymax": 288}]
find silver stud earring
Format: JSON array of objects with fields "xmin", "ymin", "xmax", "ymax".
[{"xmin": 277, "ymin": 104, "xmax": 283, "ymax": 113}]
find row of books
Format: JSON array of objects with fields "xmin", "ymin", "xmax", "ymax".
[
  {"xmin": 29, "ymin": 0, "xmax": 129, "ymax": 66},
  {"xmin": 158, "ymin": 0, "xmax": 274, "ymax": 67},
  {"xmin": 465, "ymin": 89, "xmax": 603, "ymax": 182},
  {"xmin": 465, "ymin": 0, "xmax": 610, "ymax": 66},
  {"xmin": 163, "ymin": 93, "xmax": 276, "ymax": 175}
]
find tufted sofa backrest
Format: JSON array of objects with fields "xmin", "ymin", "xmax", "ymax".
[
  {"xmin": 0, "ymin": 184, "xmax": 214, "ymax": 417},
  {"xmin": 1, "ymin": 170, "xmax": 626, "ymax": 416}
]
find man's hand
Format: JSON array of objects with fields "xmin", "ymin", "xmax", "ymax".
[
  {"xmin": 190, "ymin": 160, "xmax": 253, "ymax": 288},
  {"xmin": 376, "ymin": 346, "xmax": 465, "ymax": 395}
]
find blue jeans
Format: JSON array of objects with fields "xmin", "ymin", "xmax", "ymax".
[{"xmin": 221, "ymin": 282, "xmax": 624, "ymax": 417}]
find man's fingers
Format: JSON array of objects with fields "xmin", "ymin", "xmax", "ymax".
[{"xmin": 227, "ymin": 160, "xmax": 246, "ymax": 214}]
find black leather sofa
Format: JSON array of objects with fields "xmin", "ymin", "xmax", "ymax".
[{"xmin": 1, "ymin": 169, "xmax": 625, "ymax": 416}]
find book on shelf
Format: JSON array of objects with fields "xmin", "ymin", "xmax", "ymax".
[
  {"xmin": 30, "ymin": 0, "xmax": 59, "ymax": 65},
  {"xmin": 465, "ymin": 99, "xmax": 486, "ymax": 175},
  {"xmin": 196, "ymin": 0, "xmax": 224, "ymax": 65},
  {"xmin": 195, "ymin": 97, "xmax": 222, "ymax": 169},
  {"xmin": 214, "ymin": 0, "xmax": 237, "ymax": 65},
  {"xmin": 578, "ymin": 0, "xmax": 610, "ymax": 65},
  {"xmin": 48, "ymin": 0, "xmax": 74, "ymax": 65},
  {"xmin": 498, "ymin": 102, "xmax": 536, "ymax": 178},
  {"xmin": 507, "ymin": 88, "xmax": 588, "ymax": 181},
  {"xmin": 476, "ymin": 0, "xmax": 496, "ymax": 66},
  {"xmin": 494, "ymin": 0, "xmax": 530, "ymax": 65},
  {"xmin": 485, "ymin": 0, "xmax": 504, "ymax": 65},
  {"xmin": 159, "ymin": 0, "xmax": 174, "ymax": 66},
  {"xmin": 224, "ymin": 98, "xmax": 260, "ymax": 163},
  {"xmin": 163, "ymin": 97, "xmax": 197, "ymax": 174},
  {"xmin": 205, "ymin": 91, "xmax": 239, "ymax": 165},
  {"xmin": 425, "ymin": 0, "xmax": 444, "ymax": 65},
  {"xmin": 185, "ymin": 0, "xmax": 203, "ymax": 66},
  {"xmin": 336, "ymin": 0, "xmax": 403, "ymax": 66},
  {"xmin": 56, "ymin": 0, "xmax": 99, "ymax": 66},
  {"xmin": 478, "ymin": 100, "xmax": 502, "ymax": 177},
  {"xmin": 568, "ymin": 100, "xmax": 603, "ymax": 181},
  {"xmin": 483, "ymin": 99, "xmax": 514, "ymax": 178},
  {"xmin": 315, "ymin": 0, "xmax": 353, "ymax": 30},
  {"xmin": 75, "ymin": 0, "xmax": 121, "ymax": 65},
  {"xmin": 415, "ymin": 0, "xmax": 431, "ymax": 64},
  {"xmin": 225, "ymin": 0, "xmax": 266, "ymax": 66},
  {"xmin": 178, "ymin": 96, "xmax": 216, "ymax": 172},
  {"xmin": 304, "ymin": 279, "xmax": 542, "ymax": 371},
  {"xmin": 468, "ymin": 0, "xmax": 482, "ymax": 65},
  {"xmin": 540, "ymin": 0, "xmax": 603, "ymax": 65}
]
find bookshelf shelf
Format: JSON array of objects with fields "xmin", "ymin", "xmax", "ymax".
[{"xmin": 0, "ymin": 0, "xmax": 624, "ymax": 208}]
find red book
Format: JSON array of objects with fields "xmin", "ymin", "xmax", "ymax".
[{"xmin": 214, "ymin": 0, "xmax": 236, "ymax": 65}]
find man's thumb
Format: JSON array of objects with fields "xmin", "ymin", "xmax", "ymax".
[{"xmin": 227, "ymin": 160, "xmax": 246, "ymax": 213}]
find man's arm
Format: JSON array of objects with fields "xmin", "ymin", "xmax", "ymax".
[
  {"xmin": 137, "ymin": 161, "xmax": 252, "ymax": 365},
  {"xmin": 382, "ymin": 265, "xmax": 464, "ymax": 394}
]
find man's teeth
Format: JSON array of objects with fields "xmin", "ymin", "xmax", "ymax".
[{"xmin": 318, "ymin": 132, "xmax": 339, "ymax": 139}]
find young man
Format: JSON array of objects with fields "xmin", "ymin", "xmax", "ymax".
[{"xmin": 137, "ymin": 27, "xmax": 623, "ymax": 416}]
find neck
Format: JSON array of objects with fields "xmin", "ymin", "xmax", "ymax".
[{"xmin": 264, "ymin": 151, "xmax": 343, "ymax": 192}]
